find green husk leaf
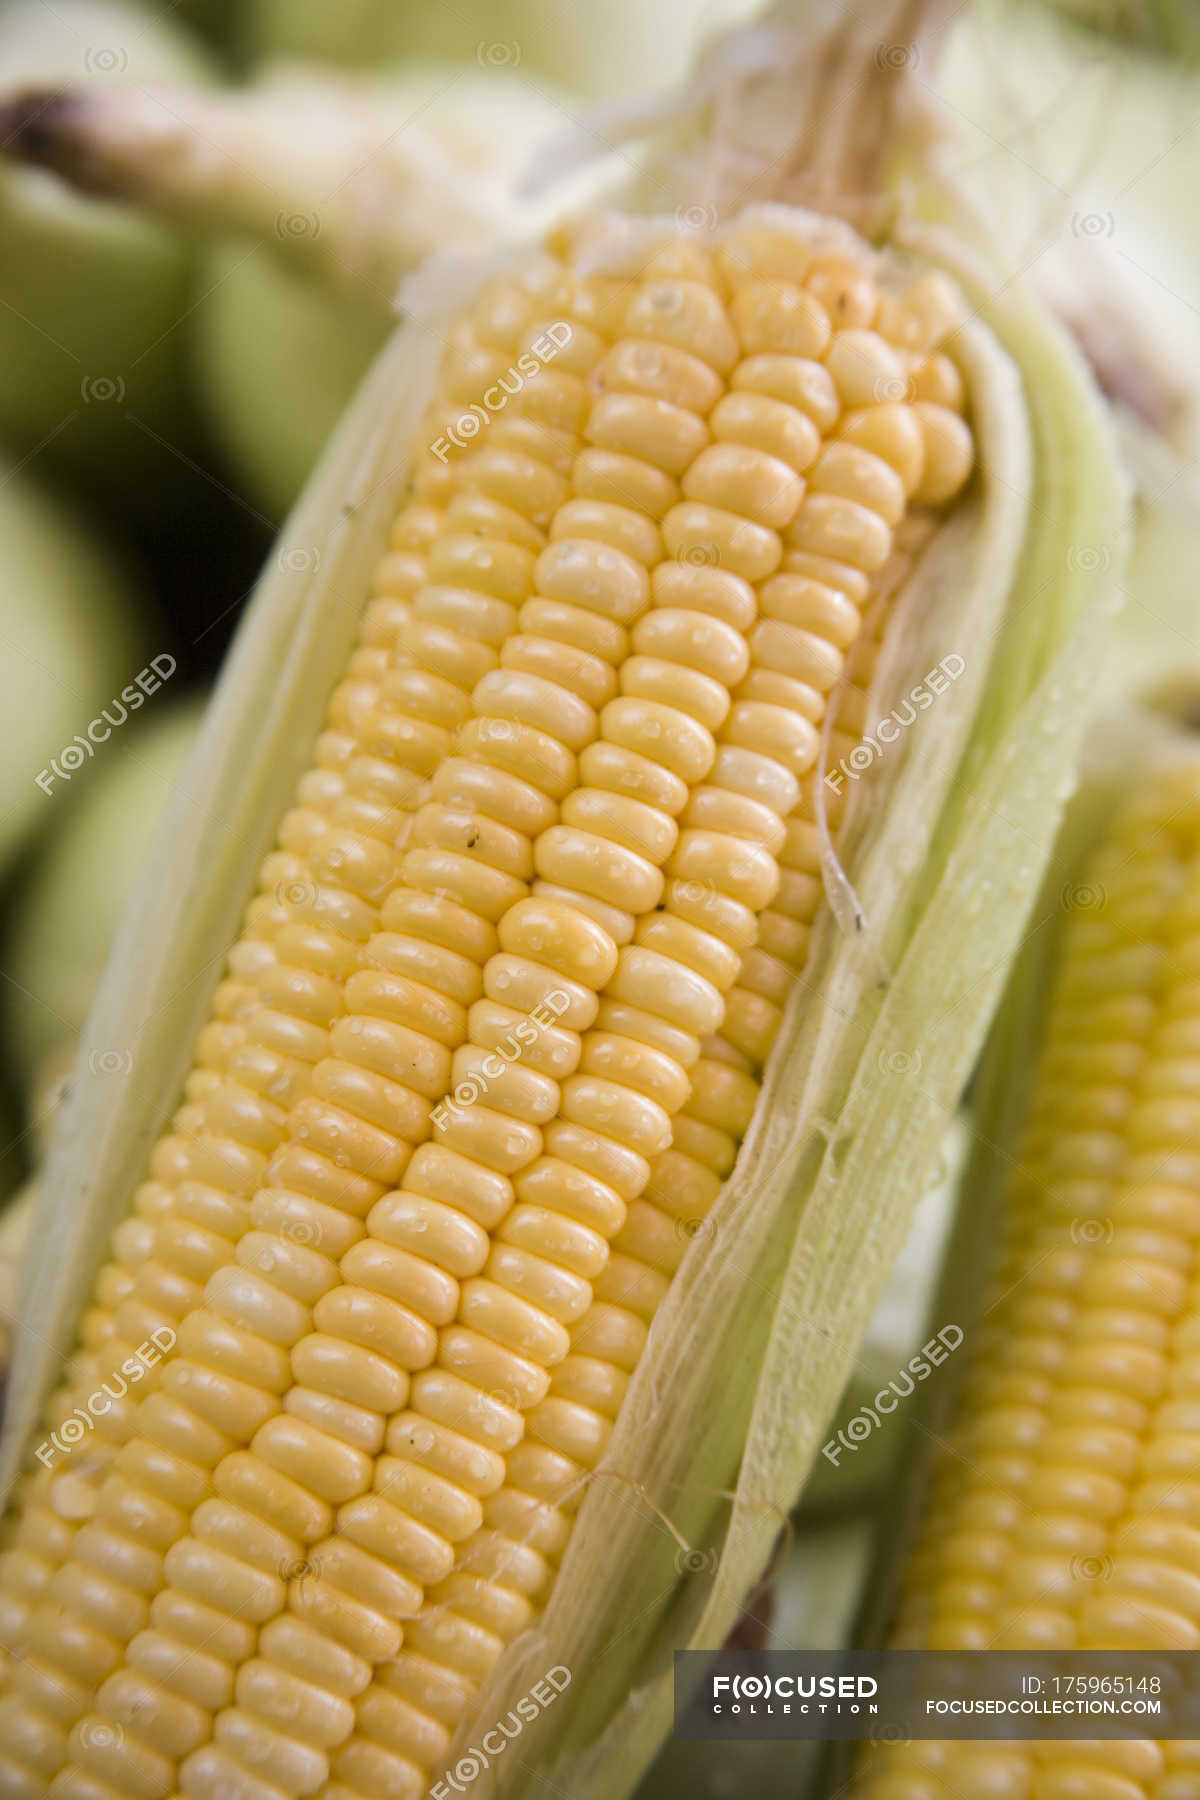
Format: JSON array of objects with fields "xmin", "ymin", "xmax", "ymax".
[
  {"xmin": 440, "ymin": 258, "xmax": 1129, "ymax": 1799},
  {"xmin": 0, "ymin": 319, "xmax": 438, "ymax": 1496}
]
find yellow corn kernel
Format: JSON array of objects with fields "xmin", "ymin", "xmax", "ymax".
[{"xmin": 334, "ymin": 266, "xmax": 971, "ymax": 1791}]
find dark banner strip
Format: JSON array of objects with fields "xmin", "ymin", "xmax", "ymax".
[{"xmin": 675, "ymin": 1651, "xmax": 1200, "ymax": 1741}]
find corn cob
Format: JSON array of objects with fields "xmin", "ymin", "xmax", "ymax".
[
  {"xmin": 853, "ymin": 761, "xmax": 1200, "ymax": 1800},
  {"xmin": 327, "ymin": 518, "xmax": 944, "ymax": 1800},
  {"xmin": 0, "ymin": 210, "xmax": 974, "ymax": 1800}
]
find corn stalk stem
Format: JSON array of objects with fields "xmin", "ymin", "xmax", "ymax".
[{"xmin": 0, "ymin": 73, "xmax": 523, "ymax": 305}]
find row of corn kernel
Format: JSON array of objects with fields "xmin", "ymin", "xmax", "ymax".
[
  {"xmin": 166, "ymin": 294, "xmax": 672, "ymax": 1799},
  {"xmin": 317, "ymin": 249, "xmax": 973, "ymax": 1800},
  {"xmin": 129, "ymin": 239, "xmax": 834, "ymax": 1800},
  {"xmin": 7, "ymin": 509, "xmax": 431, "ymax": 1489},
  {"xmin": 169, "ymin": 246, "xmax": 787, "ymax": 1800},
  {"xmin": 313, "ymin": 246, "xmax": 801, "ymax": 1799},
  {"xmin": 284, "ymin": 237, "xmax": 799, "ymax": 1797},
  {"xmin": 9, "ymin": 246, "xmax": 647, "ymax": 1792},
  {"xmin": 0, "ymin": 262, "xmax": 597, "ymax": 1785},
  {"xmin": 351, "ymin": 545, "xmax": 920, "ymax": 1800},
  {"xmin": 37, "ymin": 246, "xmax": 676, "ymax": 1792},
  {"xmin": 322, "ymin": 243, "xmax": 974, "ymax": 1798},
  {"xmin": 0, "ymin": 515, "xmax": 479, "ymax": 1798},
  {"xmin": 0, "ymin": 503, "xmax": 445, "ymax": 1790},
  {"xmin": 32, "ymin": 272, "xmax": 620, "ymax": 1800}
]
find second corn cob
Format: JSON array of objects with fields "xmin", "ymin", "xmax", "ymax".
[{"xmin": 853, "ymin": 759, "xmax": 1200, "ymax": 1799}]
